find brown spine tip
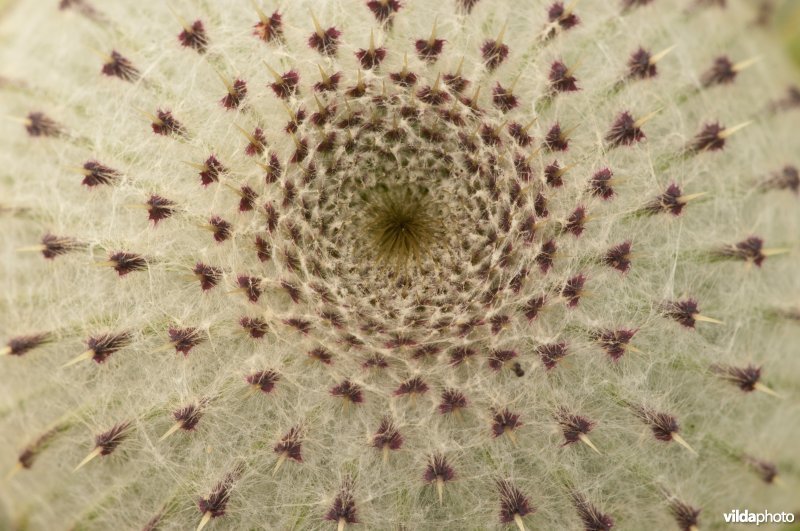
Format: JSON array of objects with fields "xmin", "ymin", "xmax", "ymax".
[
  {"xmin": 264, "ymin": 202, "xmax": 280, "ymax": 232},
  {"xmin": 273, "ymin": 425, "xmax": 303, "ymax": 473},
  {"xmin": 178, "ymin": 20, "xmax": 208, "ymax": 53},
  {"xmin": 193, "ymin": 263, "xmax": 222, "ymax": 291},
  {"xmin": 418, "ymin": 75, "xmax": 451, "ymax": 105},
  {"xmin": 715, "ymin": 236, "xmax": 787, "ymax": 267},
  {"xmin": 197, "ymin": 470, "xmax": 241, "ymax": 530},
  {"xmin": 15, "ymin": 426, "xmax": 66, "ymax": 473},
  {"xmin": 237, "ymin": 185, "xmax": 258, "ymax": 212},
  {"xmin": 438, "ymin": 388, "xmax": 468, "ymax": 415},
  {"xmin": 564, "ymin": 206, "xmax": 587, "ymax": 236},
  {"xmin": 145, "ymin": 195, "xmax": 176, "ymax": 224},
  {"xmin": 458, "ymin": 0, "xmax": 481, "ymax": 13},
  {"xmin": 523, "ymin": 294, "xmax": 547, "ymax": 320},
  {"xmin": 362, "ymin": 352, "xmax": 389, "ymax": 369},
  {"xmin": 80, "ymin": 160, "xmax": 119, "ymax": 186},
  {"xmin": 415, "ymin": 22, "xmax": 445, "ymax": 63},
  {"xmin": 290, "ymin": 137, "xmax": 309, "ymax": 163},
  {"xmin": 544, "ymin": 161, "xmax": 568, "ymax": 187},
  {"xmin": 761, "ymin": 165, "xmax": 799, "ymax": 194},
  {"xmin": 669, "ymin": 498, "xmax": 702, "ymax": 531},
  {"xmin": 245, "ymin": 369, "xmax": 280, "ymax": 394},
  {"xmin": 548, "ymin": 2, "xmax": 580, "ymax": 31},
  {"xmin": 689, "ymin": 121, "xmax": 750, "ymax": 152},
  {"xmin": 253, "ymin": 9, "xmax": 283, "ymax": 42},
  {"xmin": 3, "ymin": 333, "xmax": 52, "ymax": 357},
  {"xmin": 481, "ymin": 27, "xmax": 509, "ymax": 71},
  {"xmin": 444, "ymin": 58, "xmax": 470, "ymax": 93},
  {"xmin": 531, "ymin": 239, "xmax": 554, "ymax": 271},
  {"xmin": 537, "ymin": 342, "xmax": 568, "ymax": 369},
  {"xmin": 701, "ymin": 56, "xmax": 737, "ymax": 86},
  {"xmin": 643, "ymin": 183, "xmax": 702, "ymax": 216},
  {"xmin": 497, "ymin": 479, "xmax": 534, "ymax": 529},
  {"xmin": 711, "ymin": 364, "xmax": 775, "ymax": 394},
  {"xmin": 240, "ymin": 126, "xmax": 267, "ymax": 156},
  {"xmin": 771, "ymin": 85, "xmax": 800, "ymax": 112},
  {"xmin": 394, "ymin": 376, "xmax": 429, "ymax": 397},
  {"xmin": 220, "ymin": 78, "xmax": 248, "ymax": 109},
  {"xmin": 561, "ymin": 274, "xmax": 586, "ymax": 307},
  {"xmin": 390, "ymin": 55, "xmax": 419, "ymax": 87},
  {"xmin": 197, "ymin": 155, "xmax": 227, "ymax": 186},
  {"xmin": 514, "ymin": 156, "xmax": 533, "ymax": 183},
  {"xmin": 175, "ymin": 402, "xmax": 204, "ymax": 431},
  {"xmin": 592, "ymin": 328, "xmax": 637, "ymax": 360},
  {"xmin": 491, "ymin": 408, "xmax": 522, "ymax": 442},
  {"xmin": 691, "ymin": 122, "xmax": 725, "ymax": 151},
  {"xmin": 372, "ymin": 417, "xmax": 403, "ymax": 461},
  {"xmin": 37, "ymin": 233, "xmax": 83, "ymax": 258},
  {"xmin": 449, "ymin": 345, "xmax": 477, "ymax": 365},
  {"xmin": 549, "ymin": 60, "xmax": 579, "ymax": 92},
  {"xmin": 589, "ymin": 168, "xmax": 616, "ymax": 199},
  {"xmin": 308, "ymin": 347, "xmax": 334, "ymax": 365},
  {"xmin": 331, "ymin": 379, "xmax": 364, "ymax": 405},
  {"xmin": 324, "ymin": 477, "xmax": 359, "ymax": 527},
  {"xmin": 94, "ymin": 422, "xmax": 132, "ymax": 455},
  {"xmin": 267, "ymin": 67, "xmax": 300, "ymax": 99},
  {"xmin": 75, "ymin": 421, "xmax": 132, "ymax": 471},
  {"xmin": 308, "ymin": 13, "xmax": 341, "ymax": 56},
  {"xmin": 150, "ymin": 109, "xmax": 184, "ymax": 136},
  {"xmin": 366, "ymin": 0, "xmax": 402, "ymax": 23},
  {"xmin": 423, "ymin": 453, "xmax": 455, "ymax": 505},
  {"xmin": 284, "ymin": 318, "xmax": 312, "ymax": 335},
  {"xmin": 105, "ymin": 251, "xmax": 147, "ymax": 276},
  {"xmin": 314, "ymin": 66, "xmax": 342, "ymax": 93},
  {"xmin": 628, "ymin": 47, "xmax": 657, "ymax": 79},
  {"xmin": 745, "ymin": 455, "xmax": 779, "ymax": 484},
  {"xmin": 168, "ymin": 327, "xmax": 204, "ymax": 356},
  {"xmin": 261, "ymin": 153, "xmax": 283, "ymax": 183},
  {"xmin": 605, "ymin": 111, "xmax": 648, "ymax": 147},
  {"xmin": 81, "ymin": 331, "xmax": 132, "ymax": 364},
  {"xmin": 101, "ymin": 50, "xmax": 139, "ymax": 81},
  {"xmin": 487, "ymin": 349, "xmax": 517, "ymax": 370},
  {"xmin": 239, "ymin": 316, "xmax": 270, "ymax": 339},
  {"xmin": 662, "ymin": 299, "xmax": 722, "ymax": 328},
  {"xmin": 24, "ymin": 112, "xmax": 62, "ymax": 137},
  {"xmin": 603, "ymin": 241, "xmax": 632, "ymax": 272},
  {"xmin": 208, "ymin": 216, "xmax": 233, "ymax": 242},
  {"xmin": 634, "ymin": 407, "xmax": 696, "ymax": 454},
  {"xmin": 508, "ymin": 121, "xmax": 534, "ymax": 146},
  {"xmin": 555, "ymin": 407, "xmax": 599, "ymax": 451},
  {"xmin": 544, "ymin": 123, "xmax": 570, "ymax": 151},
  {"xmin": 356, "ymin": 32, "xmax": 387, "ymax": 69},
  {"xmin": 492, "ymin": 82, "xmax": 519, "ymax": 111},
  {"xmin": 235, "ymin": 275, "xmax": 262, "ymax": 303},
  {"xmin": 572, "ymin": 492, "xmax": 614, "ymax": 530}
]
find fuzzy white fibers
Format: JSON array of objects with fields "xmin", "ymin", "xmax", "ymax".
[{"xmin": 1, "ymin": 0, "xmax": 799, "ymax": 530}]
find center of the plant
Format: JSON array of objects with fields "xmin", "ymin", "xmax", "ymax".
[{"xmin": 359, "ymin": 183, "xmax": 443, "ymax": 272}]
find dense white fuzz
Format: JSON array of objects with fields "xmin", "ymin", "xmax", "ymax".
[{"xmin": 1, "ymin": 1, "xmax": 799, "ymax": 529}]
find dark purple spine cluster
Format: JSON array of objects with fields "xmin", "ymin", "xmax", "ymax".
[
  {"xmin": 95, "ymin": 421, "xmax": 132, "ymax": 455},
  {"xmin": 85, "ymin": 331, "xmax": 132, "ymax": 363},
  {"xmin": 497, "ymin": 479, "xmax": 534, "ymax": 525}
]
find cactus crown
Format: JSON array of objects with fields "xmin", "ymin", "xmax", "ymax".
[{"xmin": 1, "ymin": 0, "xmax": 799, "ymax": 530}]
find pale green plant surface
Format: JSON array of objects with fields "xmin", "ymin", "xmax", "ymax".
[{"xmin": 1, "ymin": 1, "xmax": 799, "ymax": 530}]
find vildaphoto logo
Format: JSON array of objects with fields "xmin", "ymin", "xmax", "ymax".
[{"xmin": 723, "ymin": 509, "xmax": 796, "ymax": 525}]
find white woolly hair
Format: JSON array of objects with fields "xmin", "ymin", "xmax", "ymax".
[{"xmin": 1, "ymin": 0, "xmax": 799, "ymax": 530}]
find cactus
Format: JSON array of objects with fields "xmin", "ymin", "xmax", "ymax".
[{"xmin": 1, "ymin": 0, "xmax": 799, "ymax": 529}]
